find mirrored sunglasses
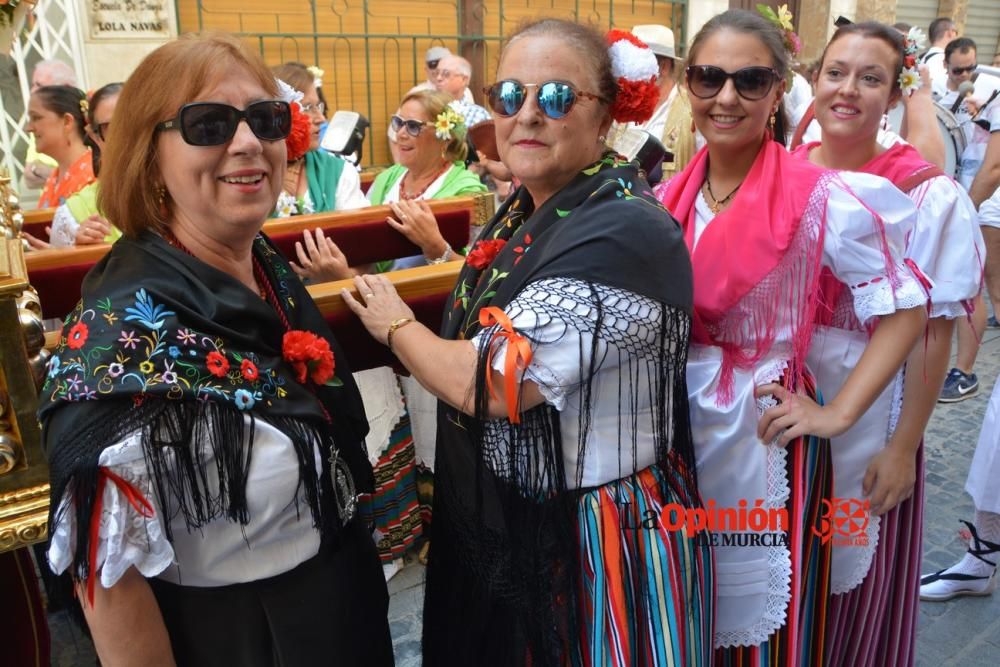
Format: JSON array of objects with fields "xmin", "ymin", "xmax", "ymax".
[
  {"xmin": 155, "ymin": 100, "xmax": 291, "ymax": 147},
  {"xmin": 484, "ymin": 80, "xmax": 605, "ymax": 120}
]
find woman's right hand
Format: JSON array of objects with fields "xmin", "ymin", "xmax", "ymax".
[
  {"xmin": 23, "ymin": 230, "xmax": 51, "ymax": 250},
  {"xmin": 75, "ymin": 215, "xmax": 113, "ymax": 246},
  {"xmin": 290, "ymin": 228, "xmax": 355, "ymax": 283}
]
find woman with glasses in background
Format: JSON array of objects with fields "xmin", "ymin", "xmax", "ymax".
[
  {"xmin": 344, "ymin": 18, "xmax": 712, "ymax": 666},
  {"xmin": 292, "ymin": 89, "xmax": 485, "ymax": 281},
  {"xmin": 271, "ymin": 61, "xmax": 368, "ymax": 220},
  {"xmin": 656, "ymin": 9, "xmax": 926, "ymax": 665},
  {"xmin": 41, "ymin": 33, "xmax": 392, "ymax": 666}
]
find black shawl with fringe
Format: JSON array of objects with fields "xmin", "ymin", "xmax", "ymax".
[
  {"xmin": 422, "ymin": 153, "xmax": 698, "ymax": 665},
  {"xmin": 39, "ymin": 231, "xmax": 372, "ymax": 583}
]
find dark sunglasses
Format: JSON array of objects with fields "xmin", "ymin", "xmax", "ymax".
[
  {"xmin": 155, "ymin": 100, "xmax": 291, "ymax": 146},
  {"xmin": 390, "ymin": 114, "xmax": 431, "ymax": 137},
  {"xmin": 686, "ymin": 65, "xmax": 781, "ymax": 101},
  {"xmin": 950, "ymin": 65, "xmax": 976, "ymax": 75},
  {"xmin": 426, "ymin": 59, "xmax": 441, "ymax": 70},
  {"xmin": 484, "ymin": 80, "xmax": 605, "ymax": 119}
]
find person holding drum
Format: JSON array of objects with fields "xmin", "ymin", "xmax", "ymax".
[{"xmin": 790, "ymin": 21, "xmax": 983, "ymax": 666}]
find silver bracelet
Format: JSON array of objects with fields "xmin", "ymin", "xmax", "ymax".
[{"xmin": 426, "ymin": 243, "xmax": 453, "ymax": 265}]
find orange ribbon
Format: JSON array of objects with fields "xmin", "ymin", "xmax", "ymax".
[
  {"xmin": 479, "ymin": 306, "xmax": 534, "ymax": 424},
  {"xmin": 87, "ymin": 467, "xmax": 155, "ymax": 606}
]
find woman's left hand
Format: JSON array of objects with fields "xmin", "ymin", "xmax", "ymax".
[
  {"xmin": 387, "ymin": 200, "xmax": 448, "ymax": 259},
  {"xmin": 341, "ymin": 274, "xmax": 415, "ymax": 345},
  {"xmin": 755, "ymin": 383, "xmax": 851, "ymax": 446},
  {"xmin": 862, "ymin": 446, "xmax": 916, "ymax": 516},
  {"xmin": 75, "ymin": 214, "xmax": 113, "ymax": 246}
]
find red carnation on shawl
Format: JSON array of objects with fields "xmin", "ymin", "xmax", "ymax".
[
  {"xmin": 282, "ymin": 330, "xmax": 335, "ymax": 385},
  {"xmin": 285, "ymin": 103, "xmax": 312, "ymax": 163},
  {"xmin": 466, "ymin": 239, "xmax": 507, "ymax": 270}
]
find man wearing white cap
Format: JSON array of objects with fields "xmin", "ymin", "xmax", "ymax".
[
  {"xmin": 614, "ymin": 24, "xmax": 697, "ymax": 178},
  {"xmin": 407, "ymin": 46, "xmax": 473, "ymax": 104}
]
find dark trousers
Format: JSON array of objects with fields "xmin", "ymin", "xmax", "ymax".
[{"xmin": 149, "ymin": 520, "xmax": 394, "ymax": 666}]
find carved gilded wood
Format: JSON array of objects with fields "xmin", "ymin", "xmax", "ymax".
[{"xmin": 1, "ymin": 174, "xmax": 50, "ymax": 552}]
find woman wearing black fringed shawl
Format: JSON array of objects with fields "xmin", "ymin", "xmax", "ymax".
[
  {"xmin": 343, "ymin": 19, "xmax": 713, "ymax": 667},
  {"xmin": 39, "ymin": 34, "xmax": 393, "ymax": 666}
]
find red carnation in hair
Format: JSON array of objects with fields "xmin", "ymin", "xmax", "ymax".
[
  {"xmin": 611, "ymin": 78, "xmax": 660, "ymax": 124},
  {"xmin": 606, "ymin": 29, "xmax": 660, "ymax": 124},
  {"xmin": 285, "ymin": 103, "xmax": 312, "ymax": 162}
]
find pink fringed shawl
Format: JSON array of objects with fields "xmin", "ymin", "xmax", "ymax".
[{"xmin": 657, "ymin": 139, "xmax": 831, "ymax": 403}]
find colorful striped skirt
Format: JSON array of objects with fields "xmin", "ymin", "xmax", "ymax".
[
  {"xmin": 574, "ymin": 464, "xmax": 714, "ymax": 667},
  {"xmin": 824, "ymin": 443, "xmax": 924, "ymax": 667},
  {"xmin": 714, "ymin": 427, "xmax": 834, "ymax": 667},
  {"xmin": 369, "ymin": 416, "xmax": 423, "ymax": 565}
]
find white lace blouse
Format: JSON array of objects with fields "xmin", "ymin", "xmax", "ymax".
[
  {"xmin": 48, "ymin": 416, "xmax": 323, "ymax": 589},
  {"xmin": 471, "ymin": 277, "xmax": 683, "ymax": 490},
  {"xmin": 686, "ymin": 170, "xmax": 925, "ymax": 649}
]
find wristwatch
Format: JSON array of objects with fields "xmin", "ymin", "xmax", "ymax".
[{"xmin": 426, "ymin": 243, "xmax": 453, "ymax": 265}]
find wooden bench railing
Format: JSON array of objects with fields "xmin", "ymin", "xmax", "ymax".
[
  {"xmin": 26, "ymin": 192, "xmax": 493, "ymax": 321},
  {"xmin": 19, "ymin": 167, "xmax": 385, "ymax": 242},
  {"xmin": 15, "ymin": 251, "xmax": 461, "ymax": 552}
]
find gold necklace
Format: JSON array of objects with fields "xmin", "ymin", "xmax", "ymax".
[{"xmin": 704, "ymin": 176, "xmax": 742, "ymax": 214}]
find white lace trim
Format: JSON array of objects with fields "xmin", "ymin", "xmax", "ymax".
[
  {"xmin": 929, "ymin": 300, "xmax": 969, "ymax": 320},
  {"xmin": 354, "ymin": 367, "xmax": 407, "ymax": 465},
  {"xmin": 47, "ymin": 437, "xmax": 175, "ymax": 588},
  {"xmin": 715, "ymin": 358, "xmax": 793, "ymax": 649},
  {"xmin": 850, "ymin": 264, "xmax": 927, "ymax": 325},
  {"xmin": 48, "ymin": 204, "xmax": 80, "ymax": 248}
]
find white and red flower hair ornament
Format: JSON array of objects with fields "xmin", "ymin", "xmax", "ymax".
[{"xmin": 606, "ymin": 29, "xmax": 661, "ymax": 124}]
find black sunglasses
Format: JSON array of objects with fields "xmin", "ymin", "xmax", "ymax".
[
  {"xmin": 426, "ymin": 59, "xmax": 441, "ymax": 70},
  {"xmin": 155, "ymin": 100, "xmax": 291, "ymax": 146},
  {"xmin": 950, "ymin": 65, "xmax": 976, "ymax": 75},
  {"xmin": 484, "ymin": 80, "xmax": 605, "ymax": 119},
  {"xmin": 390, "ymin": 114, "xmax": 432, "ymax": 137},
  {"xmin": 686, "ymin": 65, "xmax": 781, "ymax": 101}
]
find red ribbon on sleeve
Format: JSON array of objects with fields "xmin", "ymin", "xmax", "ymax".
[{"xmin": 87, "ymin": 467, "xmax": 155, "ymax": 606}]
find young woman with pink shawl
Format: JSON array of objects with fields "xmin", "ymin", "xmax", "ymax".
[
  {"xmin": 790, "ymin": 22, "xmax": 984, "ymax": 667},
  {"xmin": 656, "ymin": 10, "xmax": 928, "ymax": 666}
]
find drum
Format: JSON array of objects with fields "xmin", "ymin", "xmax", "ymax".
[
  {"xmin": 884, "ymin": 102, "xmax": 966, "ymax": 179},
  {"xmin": 935, "ymin": 102, "xmax": 966, "ymax": 179}
]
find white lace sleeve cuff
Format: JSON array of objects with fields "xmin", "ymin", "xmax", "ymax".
[
  {"xmin": 47, "ymin": 433, "xmax": 174, "ymax": 588},
  {"xmin": 930, "ymin": 300, "xmax": 971, "ymax": 320},
  {"xmin": 848, "ymin": 264, "xmax": 927, "ymax": 325}
]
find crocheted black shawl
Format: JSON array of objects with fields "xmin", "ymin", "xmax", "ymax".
[{"xmin": 423, "ymin": 153, "xmax": 699, "ymax": 665}]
